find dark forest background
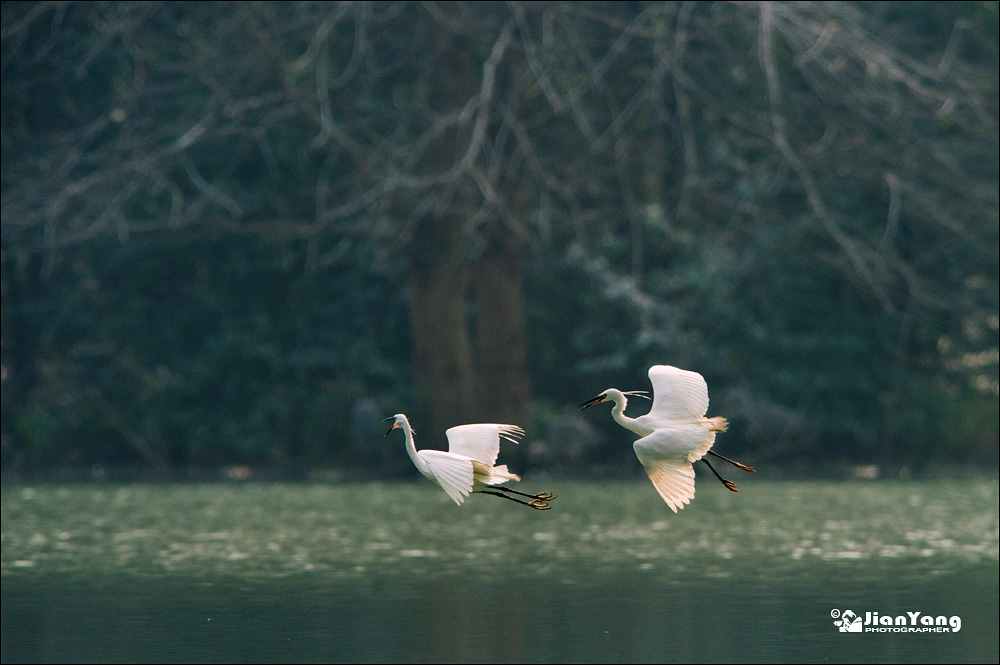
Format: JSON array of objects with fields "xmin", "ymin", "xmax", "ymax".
[{"xmin": 2, "ymin": 1, "xmax": 997, "ymax": 480}]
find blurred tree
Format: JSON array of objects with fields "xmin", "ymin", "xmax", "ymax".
[
  {"xmin": 1, "ymin": 2, "xmax": 540, "ymax": 465},
  {"xmin": 2, "ymin": 2, "xmax": 996, "ymax": 473},
  {"xmin": 519, "ymin": 1, "xmax": 998, "ymax": 467}
]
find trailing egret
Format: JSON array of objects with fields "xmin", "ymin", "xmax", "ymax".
[
  {"xmin": 384, "ymin": 414, "xmax": 555, "ymax": 510},
  {"xmin": 579, "ymin": 365, "xmax": 755, "ymax": 512}
]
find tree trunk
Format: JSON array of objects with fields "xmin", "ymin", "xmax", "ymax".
[
  {"xmin": 474, "ymin": 230, "xmax": 531, "ymax": 469},
  {"xmin": 475, "ymin": 238, "xmax": 529, "ymax": 415},
  {"xmin": 407, "ymin": 214, "xmax": 477, "ymax": 440},
  {"xmin": 404, "ymin": 30, "xmax": 532, "ymax": 450}
]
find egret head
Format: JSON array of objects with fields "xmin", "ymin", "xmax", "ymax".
[
  {"xmin": 383, "ymin": 413, "xmax": 409, "ymax": 436},
  {"xmin": 579, "ymin": 388, "xmax": 648, "ymax": 410},
  {"xmin": 579, "ymin": 389, "xmax": 616, "ymax": 410}
]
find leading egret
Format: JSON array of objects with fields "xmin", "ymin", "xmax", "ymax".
[
  {"xmin": 579, "ymin": 365, "xmax": 755, "ymax": 512},
  {"xmin": 384, "ymin": 414, "xmax": 555, "ymax": 510}
]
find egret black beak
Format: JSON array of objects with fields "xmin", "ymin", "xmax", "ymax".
[
  {"xmin": 383, "ymin": 417, "xmax": 397, "ymax": 436},
  {"xmin": 579, "ymin": 394, "xmax": 606, "ymax": 410}
]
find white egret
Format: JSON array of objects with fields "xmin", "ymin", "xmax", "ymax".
[
  {"xmin": 384, "ymin": 414, "xmax": 555, "ymax": 510},
  {"xmin": 579, "ymin": 365, "xmax": 755, "ymax": 512}
]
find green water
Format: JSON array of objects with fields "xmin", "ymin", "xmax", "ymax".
[{"xmin": 2, "ymin": 479, "xmax": 998, "ymax": 663}]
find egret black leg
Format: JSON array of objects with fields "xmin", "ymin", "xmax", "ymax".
[
  {"xmin": 707, "ymin": 450, "xmax": 755, "ymax": 472},
  {"xmin": 481, "ymin": 490, "xmax": 551, "ymax": 510},
  {"xmin": 492, "ymin": 486, "xmax": 556, "ymax": 502},
  {"xmin": 702, "ymin": 458, "xmax": 739, "ymax": 492}
]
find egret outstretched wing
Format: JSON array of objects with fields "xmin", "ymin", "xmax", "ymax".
[
  {"xmin": 638, "ymin": 457, "xmax": 696, "ymax": 513},
  {"xmin": 633, "ymin": 426, "xmax": 708, "ymax": 512},
  {"xmin": 647, "ymin": 365, "xmax": 711, "ymax": 421},
  {"xmin": 687, "ymin": 430, "xmax": 719, "ymax": 464},
  {"xmin": 445, "ymin": 424, "xmax": 524, "ymax": 466},
  {"xmin": 471, "ymin": 460, "xmax": 521, "ymax": 486},
  {"xmin": 417, "ymin": 449, "xmax": 475, "ymax": 505},
  {"xmin": 385, "ymin": 413, "xmax": 553, "ymax": 510},
  {"xmin": 579, "ymin": 365, "xmax": 752, "ymax": 511}
]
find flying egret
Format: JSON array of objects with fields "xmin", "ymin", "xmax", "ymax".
[
  {"xmin": 384, "ymin": 414, "xmax": 555, "ymax": 510},
  {"xmin": 579, "ymin": 365, "xmax": 755, "ymax": 512}
]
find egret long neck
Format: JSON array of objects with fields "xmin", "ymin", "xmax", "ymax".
[
  {"xmin": 401, "ymin": 421, "xmax": 430, "ymax": 475},
  {"xmin": 610, "ymin": 394, "xmax": 633, "ymax": 428},
  {"xmin": 610, "ymin": 393, "xmax": 645, "ymax": 436}
]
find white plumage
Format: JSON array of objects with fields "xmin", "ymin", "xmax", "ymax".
[
  {"xmin": 385, "ymin": 414, "xmax": 554, "ymax": 510},
  {"xmin": 580, "ymin": 365, "xmax": 753, "ymax": 512}
]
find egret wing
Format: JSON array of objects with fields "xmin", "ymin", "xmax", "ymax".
[
  {"xmin": 647, "ymin": 365, "xmax": 711, "ymax": 421},
  {"xmin": 687, "ymin": 430, "xmax": 718, "ymax": 464},
  {"xmin": 633, "ymin": 426, "xmax": 707, "ymax": 513},
  {"xmin": 471, "ymin": 460, "xmax": 521, "ymax": 486},
  {"xmin": 417, "ymin": 450, "xmax": 475, "ymax": 505},
  {"xmin": 445, "ymin": 424, "xmax": 524, "ymax": 465}
]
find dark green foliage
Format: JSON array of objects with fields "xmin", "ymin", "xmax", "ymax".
[
  {"xmin": 2, "ymin": 2, "xmax": 996, "ymax": 474},
  {"xmin": 2, "ymin": 231, "xmax": 411, "ymax": 471}
]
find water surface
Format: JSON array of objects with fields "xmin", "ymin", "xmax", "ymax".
[{"xmin": 2, "ymin": 478, "xmax": 997, "ymax": 663}]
